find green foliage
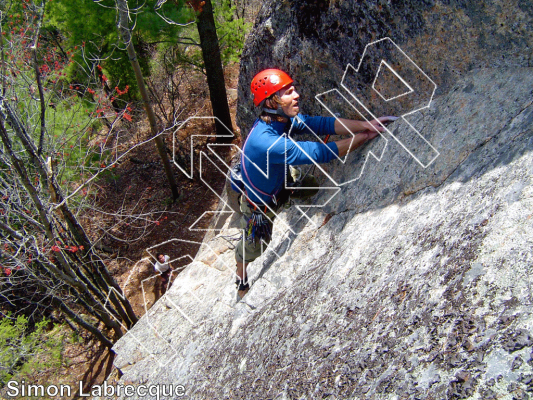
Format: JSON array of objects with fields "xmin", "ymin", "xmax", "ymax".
[
  {"xmin": 0, "ymin": 316, "xmax": 64, "ymax": 387},
  {"xmin": 0, "ymin": 0, "xmax": 130, "ymax": 186},
  {"xmin": 0, "ymin": 1, "xmax": 137, "ymax": 347},
  {"xmin": 169, "ymin": 0, "xmax": 250, "ymax": 71},
  {"xmin": 213, "ymin": 0, "xmax": 250, "ymax": 65},
  {"xmin": 134, "ymin": 0, "xmax": 194, "ymax": 43},
  {"xmin": 44, "ymin": 0, "xmax": 194, "ymax": 96},
  {"xmin": 70, "ymin": 329, "xmax": 81, "ymax": 344},
  {"xmin": 48, "ymin": 96, "xmax": 109, "ymax": 186},
  {"xmin": 44, "ymin": 0, "xmax": 116, "ymax": 83}
]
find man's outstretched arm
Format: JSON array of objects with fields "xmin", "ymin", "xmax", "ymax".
[
  {"xmin": 333, "ymin": 116, "xmax": 397, "ymax": 157},
  {"xmin": 334, "ymin": 131, "xmax": 378, "ymax": 157},
  {"xmin": 334, "ymin": 116, "xmax": 392, "ymax": 135}
]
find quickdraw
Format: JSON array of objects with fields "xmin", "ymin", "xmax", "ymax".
[{"xmin": 244, "ymin": 200, "xmax": 272, "ymax": 245}]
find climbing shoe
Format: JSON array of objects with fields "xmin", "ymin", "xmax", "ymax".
[{"xmin": 237, "ymin": 282, "xmax": 249, "ymax": 299}]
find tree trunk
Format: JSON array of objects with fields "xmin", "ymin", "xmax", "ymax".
[
  {"xmin": 0, "ymin": 116, "xmax": 128, "ymax": 339},
  {"xmin": 0, "ymin": 99, "xmax": 138, "ymax": 329},
  {"xmin": 51, "ymin": 298, "xmax": 115, "ymax": 348},
  {"xmin": 195, "ymin": 0, "xmax": 234, "ymax": 142},
  {"xmin": 115, "ymin": 0, "xmax": 181, "ymax": 200}
]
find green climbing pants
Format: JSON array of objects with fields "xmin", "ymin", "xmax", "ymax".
[{"xmin": 234, "ymin": 174, "xmax": 319, "ymax": 264}]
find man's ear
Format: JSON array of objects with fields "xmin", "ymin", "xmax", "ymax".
[{"xmin": 265, "ymin": 97, "xmax": 279, "ymax": 109}]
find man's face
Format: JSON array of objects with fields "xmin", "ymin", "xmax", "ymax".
[
  {"xmin": 279, "ymin": 85, "xmax": 299, "ymax": 118},
  {"xmin": 158, "ymin": 254, "xmax": 165, "ymax": 263}
]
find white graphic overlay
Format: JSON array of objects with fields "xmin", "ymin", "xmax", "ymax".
[
  {"xmin": 372, "ymin": 60, "xmax": 414, "ymax": 102},
  {"xmin": 106, "ymin": 38, "xmax": 439, "ymax": 353},
  {"xmin": 340, "ymin": 37, "xmax": 439, "ymax": 168},
  {"xmin": 314, "ymin": 89, "xmax": 389, "ymax": 186}
]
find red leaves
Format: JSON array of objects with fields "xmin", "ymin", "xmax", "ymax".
[
  {"xmin": 153, "ymin": 216, "xmax": 168, "ymax": 226},
  {"xmin": 123, "ymin": 113, "xmax": 132, "ymax": 121},
  {"xmin": 115, "ymin": 85, "xmax": 129, "ymax": 96},
  {"xmin": 39, "ymin": 64, "xmax": 50, "ymax": 74},
  {"xmin": 50, "ymin": 244, "xmax": 84, "ymax": 253},
  {"xmin": 187, "ymin": 0, "xmax": 206, "ymax": 12}
]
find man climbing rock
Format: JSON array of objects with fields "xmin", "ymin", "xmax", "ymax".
[{"xmin": 235, "ymin": 68, "xmax": 390, "ymax": 299}]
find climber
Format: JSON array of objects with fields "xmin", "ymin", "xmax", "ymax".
[
  {"xmin": 235, "ymin": 68, "xmax": 392, "ymax": 299},
  {"xmin": 154, "ymin": 253, "xmax": 173, "ymax": 293}
]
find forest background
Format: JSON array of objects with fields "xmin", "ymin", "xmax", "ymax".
[{"xmin": 0, "ymin": 0, "xmax": 256, "ymax": 392}]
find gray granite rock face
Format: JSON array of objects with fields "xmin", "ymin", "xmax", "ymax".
[
  {"xmin": 237, "ymin": 0, "xmax": 533, "ymax": 136},
  {"xmin": 106, "ymin": 67, "xmax": 533, "ymax": 399}
]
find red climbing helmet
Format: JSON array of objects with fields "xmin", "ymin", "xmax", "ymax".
[{"xmin": 251, "ymin": 69, "xmax": 293, "ymax": 107}]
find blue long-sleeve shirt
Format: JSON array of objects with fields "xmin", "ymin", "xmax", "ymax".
[{"xmin": 241, "ymin": 114, "xmax": 338, "ymax": 205}]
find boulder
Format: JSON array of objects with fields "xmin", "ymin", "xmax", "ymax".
[
  {"xmin": 107, "ymin": 66, "xmax": 533, "ymax": 399},
  {"xmin": 104, "ymin": 1, "xmax": 533, "ymax": 398},
  {"xmin": 237, "ymin": 0, "xmax": 533, "ymax": 135}
]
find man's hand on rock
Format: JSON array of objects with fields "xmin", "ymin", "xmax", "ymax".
[
  {"xmin": 366, "ymin": 116, "xmax": 398, "ymax": 133},
  {"xmin": 334, "ymin": 116, "xmax": 395, "ymax": 136},
  {"xmin": 335, "ymin": 116, "xmax": 397, "ymax": 156}
]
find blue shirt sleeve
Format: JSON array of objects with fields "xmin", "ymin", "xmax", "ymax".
[
  {"xmin": 267, "ymin": 134, "xmax": 340, "ymax": 166},
  {"xmin": 289, "ymin": 114, "xmax": 336, "ymax": 137}
]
